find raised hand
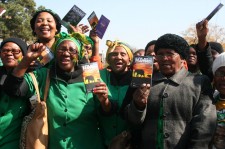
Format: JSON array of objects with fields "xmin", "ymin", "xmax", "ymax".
[
  {"xmin": 196, "ymin": 20, "xmax": 209, "ymax": 50},
  {"xmin": 26, "ymin": 43, "xmax": 46, "ymax": 63},
  {"xmin": 133, "ymin": 83, "xmax": 150, "ymax": 110},
  {"xmin": 93, "ymin": 82, "xmax": 111, "ymax": 112},
  {"xmin": 69, "ymin": 24, "xmax": 90, "ymax": 34},
  {"xmin": 89, "ymin": 28, "xmax": 100, "ymax": 43},
  {"xmin": 196, "ymin": 20, "xmax": 209, "ymax": 39}
]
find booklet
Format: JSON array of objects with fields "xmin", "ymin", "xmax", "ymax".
[
  {"xmin": 201, "ymin": 3, "xmax": 223, "ymax": 24},
  {"xmin": 35, "ymin": 47, "xmax": 54, "ymax": 67},
  {"xmin": 130, "ymin": 56, "xmax": 154, "ymax": 87},
  {"xmin": 87, "ymin": 11, "xmax": 99, "ymax": 29},
  {"xmin": 95, "ymin": 15, "xmax": 110, "ymax": 39},
  {"xmin": 81, "ymin": 62, "xmax": 101, "ymax": 92},
  {"xmin": 62, "ymin": 5, "xmax": 86, "ymax": 29}
]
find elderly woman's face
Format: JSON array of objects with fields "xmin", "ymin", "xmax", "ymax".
[
  {"xmin": 156, "ymin": 48, "xmax": 184, "ymax": 77},
  {"xmin": 56, "ymin": 40, "xmax": 78, "ymax": 72},
  {"xmin": 0, "ymin": 42, "xmax": 23, "ymax": 69},
  {"xmin": 34, "ymin": 12, "xmax": 57, "ymax": 42},
  {"xmin": 108, "ymin": 46, "xmax": 130, "ymax": 74},
  {"xmin": 214, "ymin": 66, "xmax": 225, "ymax": 98}
]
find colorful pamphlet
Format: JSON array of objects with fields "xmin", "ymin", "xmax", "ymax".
[
  {"xmin": 81, "ymin": 62, "xmax": 101, "ymax": 92},
  {"xmin": 35, "ymin": 47, "xmax": 54, "ymax": 67},
  {"xmin": 62, "ymin": 5, "xmax": 86, "ymax": 28},
  {"xmin": 95, "ymin": 15, "xmax": 110, "ymax": 39},
  {"xmin": 130, "ymin": 56, "xmax": 154, "ymax": 87},
  {"xmin": 87, "ymin": 11, "xmax": 99, "ymax": 29}
]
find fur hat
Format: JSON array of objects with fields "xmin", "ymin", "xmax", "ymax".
[
  {"xmin": 212, "ymin": 52, "xmax": 225, "ymax": 75},
  {"xmin": 0, "ymin": 37, "xmax": 27, "ymax": 55},
  {"xmin": 154, "ymin": 33, "xmax": 189, "ymax": 59}
]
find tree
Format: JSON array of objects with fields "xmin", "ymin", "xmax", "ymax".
[
  {"xmin": 0, "ymin": 0, "xmax": 36, "ymax": 42},
  {"xmin": 181, "ymin": 23, "xmax": 225, "ymax": 49}
]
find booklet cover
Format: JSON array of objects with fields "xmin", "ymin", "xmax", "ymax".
[
  {"xmin": 95, "ymin": 15, "xmax": 110, "ymax": 39},
  {"xmin": 130, "ymin": 56, "xmax": 154, "ymax": 88},
  {"xmin": 62, "ymin": 5, "xmax": 86, "ymax": 27},
  {"xmin": 87, "ymin": 11, "xmax": 98, "ymax": 29},
  {"xmin": 81, "ymin": 62, "xmax": 101, "ymax": 92},
  {"xmin": 200, "ymin": 3, "xmax": 223, "ymax": 25},
  {"xmin": 35, "ymin": 47, "xmax": 54, "ymax": 67},
  {"xmin": 205, "ymin": 3, "xmax": 223, "ymax": 21}
]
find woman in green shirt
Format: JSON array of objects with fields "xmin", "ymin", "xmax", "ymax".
[
  {"xmin": 0, "ymin": 37, "xmax": 29, "ymax": 148},
  {"xmin": 95, "ymin": 40, "xmax": 134, "ymax": 147},
  {"xmin": 4, "ymin": 32, "xmax": 104, "ymax": 149}
]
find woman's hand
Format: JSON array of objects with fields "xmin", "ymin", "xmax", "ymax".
[
  {"xmin": 93, "ymin": 82, "xmax": 111, "ymax": 112},
  {"xmin": 133, "ymin": 83, "xmax": 150, "ymax": 110},
  {"xmin": 196, "ymin": 20, "xmax": 208, "ymax": 39},
  {"xmin": 69, "ymin": 24, "xmax": 90, "ymax": 34},
  {"xmin": 89, "ymin": 28, "xmax": 99, "ymax": 43},
  {"xmin": 26, "ymin": 43, "xmax": 46, "ymax": 64}
]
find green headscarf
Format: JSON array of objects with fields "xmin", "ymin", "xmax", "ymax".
[{"xmin": 52, "ymin": 32, "xmax": 94, "ymax": 59}]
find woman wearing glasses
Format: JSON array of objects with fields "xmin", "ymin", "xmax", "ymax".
[
  {"xmin": 3, "ymin": 32, "xmax": 105, "ymax": 149},
  {"xmin": 0, "ymin": 38, "xmax": 29, "ymax": 148}
]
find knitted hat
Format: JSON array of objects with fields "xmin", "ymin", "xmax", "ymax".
[
  {"xmin": 154, "ymin": 33, "xmax": 189, "ymax": 59},
  {"xmin": 209, "ymin": 42, "xmax": 224, "ymax": 54},
  {"xmin": 105, "ymin": 40, "xmax": 133, "ymax": 64},
  {"xmin": 0, "ymin": 37, "xmax": 27, "ymax": 55},
  {"xmin": 30, "ymin": 9, "xmax": 61, "ymax": 36},
  {"xmin": 212, "ymin": 52, "xmax": 225, "ymax": 75}
]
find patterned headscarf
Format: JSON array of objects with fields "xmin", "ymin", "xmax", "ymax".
[
  {"xmin": 52, "ymin": 32, "xmax": 94, "ymax": 59},
  {"xmin": 105, "ymin": 40, "xmax": 133, "ymax": 64},
  {"xmin": 80, "ymin": 36, "xmax": 94, "ymax": 58}
]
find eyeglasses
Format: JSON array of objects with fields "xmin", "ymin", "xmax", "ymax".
[
  {"xmin": 1, "ymin": 49, "xmax": 21, "ymax": 55},
  {"xmin": 83, "ymin": 45, "xmax": 92, "ymax": 51},
  {"xmin": 215, "ymin": 71, "xmax": 225, "ymax": 77},
  {"xmin": 57, "ymin": 48, "xmax": 78, "ymax": 55},
  {"xmin": 156, "ymin": 53, "xmax": 178, "ymax": 60}
]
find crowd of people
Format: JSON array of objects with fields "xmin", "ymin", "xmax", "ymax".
[{"xmin": 0, "ymin": 8, "xmax": 225, "ymax": 149}]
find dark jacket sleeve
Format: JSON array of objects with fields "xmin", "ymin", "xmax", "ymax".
[
  {"xmin": 196, "ymin": 43, "xmax": 214, "ymax": 82},
  {"xmin": 3, "ymin": 73, "xmax": 29, "ymax": 97}
]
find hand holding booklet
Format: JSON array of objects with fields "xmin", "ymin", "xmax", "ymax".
[
  {"xmin": 81, "ymin": 62, "xmax": 101, "ymax": 93},
  {"xmin": 95, "ymin": 15, "xmax": 110, "ymax": 39},
  {"xmin": 35, "ymin": 47, "xmax": 54, "ymax": 67},
  {"xmin": 87, "ymin": 11, "xmax": 98, "ymax": 29},
  {"xmin": 87, "ymin": 11, "xmax": 110, "ymax": 39},
  {"xmin": 130, "ymin": 56, "xmax": 154, "ymax": 88},
  {"xmin": 200, "ymin": 3, "xmax": 223, "ymax": 24},
  {"xmin": 61, "ymin": 5, "xmax": 86, "ymax": 29}
]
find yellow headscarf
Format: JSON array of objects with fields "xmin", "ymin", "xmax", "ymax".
[{"xmin": 105, "ymin": 40, "xmax": 133, "ymax": 64}]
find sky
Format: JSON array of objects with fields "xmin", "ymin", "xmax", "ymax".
[{"xmin": 34, "ymin": 0, "xmax": 225, "ymax": 54}]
